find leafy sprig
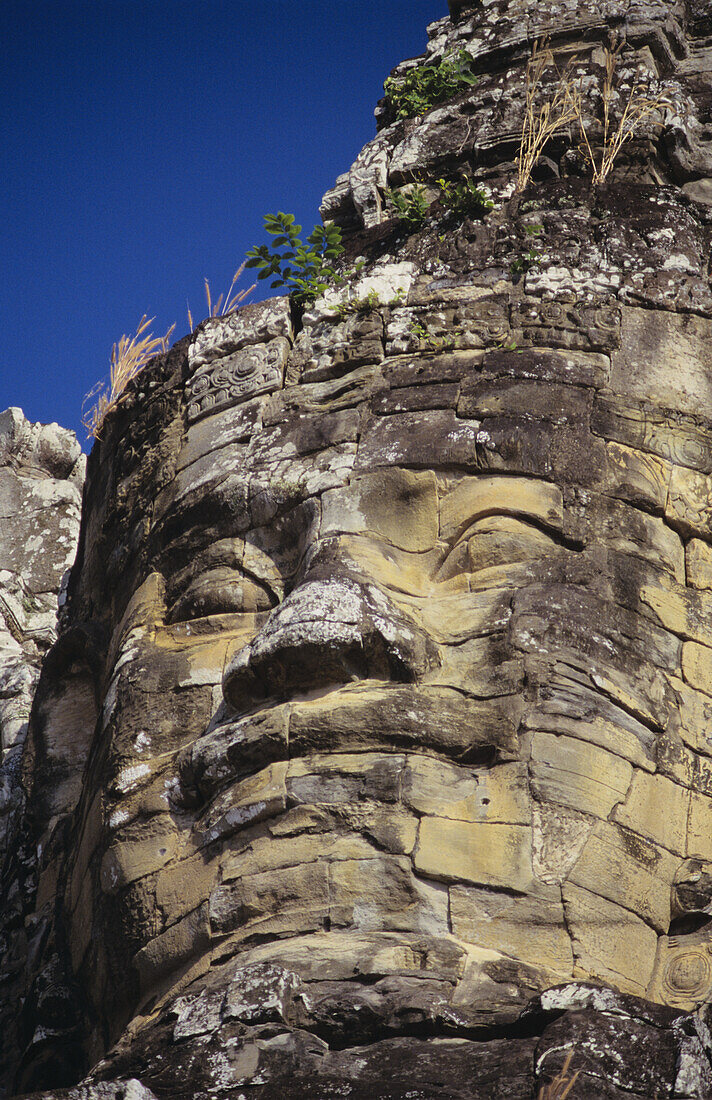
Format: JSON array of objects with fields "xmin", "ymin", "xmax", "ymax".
[
  {"xmin": 384, "ymin": 49, "xmax": 478, "ymax": 121},
  {"xmin": 385, "ymin": 183, "xmax": 430, "ymax": 229},
  {"xmin": 246, "ymin": 213, "xmax": 345, "ymax": 303},
  {"xmin": 437, "ymin": 177, "xmax": 494, "ymax": 219}
]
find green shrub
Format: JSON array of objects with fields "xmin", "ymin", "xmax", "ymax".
[
  {"xmin": 385, "ymin": 183, "xmax": 430, "ymax": 229},
  {"xmin": 510, "ymin": 246, "xmax": 544, "ymax": 277},
  {"xmin": 384, "ymin": 49, "xmax": 478, "ymax": 120},
  {"xmin": 246, "ymin": 213, "xmax": 345, "ymax": 303},
  {"xmin": 437, "ymin": 177, "xmax": 495, "ymax": 218}
]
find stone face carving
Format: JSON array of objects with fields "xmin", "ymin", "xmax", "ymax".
[{"xmin": 6, "ymin": 2, "xmax": 712, "ymax": 1097}]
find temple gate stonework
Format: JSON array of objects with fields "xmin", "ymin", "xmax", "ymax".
[{"xmin": 3, "ymin": 0, "xmax": 712, "ymax": 1095}]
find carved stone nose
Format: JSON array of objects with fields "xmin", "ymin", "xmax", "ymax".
[{"xmin": 222, "ymin": 575, "xmax": 437, "ymax": 712}]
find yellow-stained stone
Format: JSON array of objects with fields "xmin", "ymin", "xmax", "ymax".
[
  {"xmin": 604, "ymin": 440, "xmax": 671, "ymax": 513},
  {"xmin": 227, "ymin": 930, "xmax": 466, "ymax": 983},
  {"xmin": 686, "ymin": 539, "xmax": 712, "ymax": 590},
  {"xmin": 339, "ymin": 806, "xmax": 419, "ymax": 855},
  {"xmin": 221, "ymin": 831, "xmax": 381, "ymax": 883},
  {"xmin": 682, "ymin": 641, "xmax": 712, "ymax": 697},
  {"xmin": 450, "ymin": 884, "xmax": 573, "ymax": 975},
  {"xmin": 465, "ymin": 515, "xmax": 562, "ymax": 573},
  {"xmin": 417, "ymin": 588, "xmax": 512, "ymax": 644},
  {"xmin": 638, "ymin": 583, "xmax": 687, "ymax": 636},
  {"xmin": 440, "ymin": 476, "xmax": 563, "ymax": 541},
  {"xmin": 174, "ymin": 635, "xmax": 235, "ymax": 688},
  {"xmin": 648, "ymin": 930, "xmax": 712, "ymax": 1009},
  {"xmin": 530, "ymin": 732, "xmax": 632, "ymax": 819},
  {"xmin": 588, "ymin": 662, "xmax": 669, "ymax": 732},
  {"xmin": 688, "ymin": 793, "xmax": 712, "ymax": 861},
  {"xmin": 99, "ymin": 816, "xmax": 181, "ymax": 894},
  {"xmin": 657, "ymin": 727, "xmax": 712, "ymax": 793},
  {"xmin": 430, "ymin": 636, "xmax": 524, "ymax": 698},
  {"xmin": 415, "ymin": 817, "xmax": 534, "ymax": 892},
  {"xmin": 324, "ymin": 534, "xmax": 439, "ymax": 598},
  {"xmin": 329, "ymin": 856, "xmax": 449, "ymax": 936},
  {"xmin": 665, "ymin": 674, "xmax": 712, "ymax": 757},
  {"xmin": 523, "ymin": 711, "xmax": 656, "ymax": 772},
  {"xmin": 402, "ymin": 758, "xmax": 530, "ymax": 823},
  {"xmin": 449, "ymin": 945, "xmax": 553, "ymax": 1008},
  {"xmin": 612, "ymin": 770, "xmax": 690, "ymax": 856},
  {"xmin": 321, "ymin": 468, "xmax": 439, "ymax": 551},
  {"xmin": 640, "ymin": 576, "xmax": 712, "ymax": 646},
  {"xmin": 268, "ymin": 800, "xmax": 417, "ymax": 855},
  {"xmin": 134, "ymin": 902, "xmax": 211, "ymax": 992},
  {"xmin": 567, "ymin": 821, "xmax": 679, "ymax": 932},
  {"xmin": 155, "ymin": 854, "xmax": 221, "ymax": 926},
  {"xmin": 287, "ymin": 751, "xmax": 403, "ymax": 782},
  {"xmin": 563, "ymin": 881, "xmax": 657, "ymax": 996},
  {"xmin": 532, "ymin": 803, "xmax": 594, "ymax": 885},
  {"xmin": 109, "ymin": 572, "xmax": 166, "ymax": 659},
  {"xmin": 210, "ymin": 862, "xmax": 330, "ymax": 939},
  {"xmin": 172, "ymin": 613, "xmax": 264, "ymax": 659},
  {"xmin": 196, "ymin": 761, "xmax": 288, "ymax": 844},
  {"xmin": 666, "ymin": 465, "xmax": 712, "ymax": 539}
]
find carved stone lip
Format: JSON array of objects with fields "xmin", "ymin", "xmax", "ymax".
[{"xmin": 175, "ymin": 679, "xmax": 515, "ymax": 813}]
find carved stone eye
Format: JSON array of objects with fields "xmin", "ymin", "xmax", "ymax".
[{"xmin": 167, "ymin": 567, "xmax": 276, "ymax": 623}]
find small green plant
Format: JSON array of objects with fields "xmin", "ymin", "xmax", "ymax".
[
  {"xmin": 410, "ymin": 319, "xmax": 460, "ymax": 352},
  {"xmin": 385, "ymin": 183, "xmax": 430, "ymax": 229},
  {"xmin": 510, "ymin": 245, "xmax": 544, "ymax": 277},
  {"xmin": 329, "ymin": 287, "xmax": 406, "ymax": 322},
  {"xmin": 329, "ymin": 288, "xmax": 389, "ymax": 321},
  {"xmin": 494, "ymin": 334, "xmax": 519, "ymax": 351},
  {"xmin": 437, "ymin": 176, "xmax": 495, "ymax": 218},
  {"xmin": 21, "ymin": 593, "xmax": 39, "ymax": 615},
  {"xmin": 82, "ymin": 316, "xmax": 176, "ymax": 440},
  {"xmin": 523, "ymin": 223, "xmax": 544, "ymax": 237},
  {"xmin": 245, "ymin": 213, "xmax": 345, "ymax": 303},
  {"xmin": 384, "ymin": 49, "xmax": 478, "ymax": 120}
]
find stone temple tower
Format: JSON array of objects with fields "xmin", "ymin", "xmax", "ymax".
[{"xmin": 3, "ymin": 1, "xmax": 712, "ymax": 1096}]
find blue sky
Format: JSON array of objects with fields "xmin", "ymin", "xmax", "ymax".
[{"xmin": 1, "ymin": 0, "xmax": 444, "ymax": 446}]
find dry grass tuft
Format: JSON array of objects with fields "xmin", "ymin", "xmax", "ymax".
[
  {"xmin": 516, "ymin": 40, "xmax": 581, "ymax": 192},
  {"xmin": 187, "ymin": 261, "xmax": 256, "ymax": 332},
  {"xmin": 576, "ymin": 41, "xmax": 671, "ymax": 183},
  {"xmin": 538, "ymin": 1052, "xmax": 580, "ymax": 1099},
  {"xmin": 516, "ymin": 37, "xmax": 671, "ymax": 192},
  {"xmin": 82, "ymin": 315, "xmax": 175, "ymax": 440}
]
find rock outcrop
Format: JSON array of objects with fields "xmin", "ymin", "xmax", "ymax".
[
  {"xmin": 4, "ymin": 0, "xmax": 712, "ymax": 1096},
  {"xmin": 0, "ymin": 408, "xmax": 83, "ymax": 850},
  {"xmin": 0, "ymin": 408, "xmax": 83, "ymax": 1095}
]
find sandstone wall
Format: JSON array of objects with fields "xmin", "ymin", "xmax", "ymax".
[{"xmin": 5, "ymin": 1, "xmax": 712, "ymax": 1097}]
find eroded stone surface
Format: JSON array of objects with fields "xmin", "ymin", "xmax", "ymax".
[{"xmin": 5, "ymin": 1, "xmax": 712, "ymax": 1096}]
